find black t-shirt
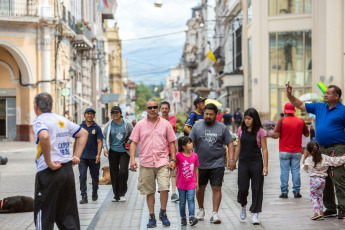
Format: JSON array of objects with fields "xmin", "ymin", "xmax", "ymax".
[{"xmin": 222, "ymin": 113, "xmax": 233, "ymax": 125}]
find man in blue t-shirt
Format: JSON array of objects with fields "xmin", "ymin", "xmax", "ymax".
[
  {"xmin": 221, "ymin": 108, "xmax": 234, "ymax": 133},
  {"xmin": 184, "ymin": 97, "xmax": 206, "ymax": 135},
  {"xmin": 286, "ymin": 82, "xmax": 345, "ymax": 219},
  {"xmin": 76, "ymin": 108, "xmax": 103, "ymax": 204}
]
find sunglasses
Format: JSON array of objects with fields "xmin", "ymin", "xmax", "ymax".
[{"xmin": 146, "ymin": 106, "xmax": 159, "ymax": 110}]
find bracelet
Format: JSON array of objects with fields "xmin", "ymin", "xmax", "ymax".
[{"xmin": 228, "ymin": 159, "xmax": 235, "ymax": 162}]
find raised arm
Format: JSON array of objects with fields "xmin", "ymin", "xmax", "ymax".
[{"xmin": 286, "ymin": 82, "xmax": 306, "ymax": 112}]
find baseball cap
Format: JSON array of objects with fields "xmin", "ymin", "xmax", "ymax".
[
  {"xmin": 111, "ymin": 106, "xmax": 122, "ymax": 114},
  {"xmin": 284, "ymin": 102, "xmax": 295, "ymax": 114},
  {"xmin": 194, "ymin": 97, "xmax": 207, "ymax": 106},
  {"xmin": 84, "ymin": 108, "xmax": 96, "ymax": 114}
]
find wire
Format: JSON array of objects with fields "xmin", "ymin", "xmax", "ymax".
[{"xmin": 122, "ymin": 30, "xmax": 185, "ymax": 41}]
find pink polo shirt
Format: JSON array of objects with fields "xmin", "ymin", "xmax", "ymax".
[{"xmin": 129, "ymin": 116, "xmax": 177, "ymax": 168}]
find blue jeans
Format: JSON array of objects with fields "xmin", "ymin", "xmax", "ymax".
[
  {"xmin": 279, "ymin": 152, "xmax": 302, "ymax": 194},
  {"xmin": 178, "ymin": 188, "xmax": 195, "ymax": 218}
]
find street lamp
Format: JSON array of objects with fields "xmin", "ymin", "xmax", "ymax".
[
  {"xmin": 69, "ymin": 66, "xmax": 74, "ymax": 78},
  {"xmin": 154, "ymin": 0, "xmax": 163, "ymax": 7}
]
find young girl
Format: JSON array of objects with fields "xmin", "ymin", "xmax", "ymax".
[
  {"xmin": 303, "ymin": 141, "xmax": 345, "ymax": 220},
  {"xmin": 176, "ymin": 136, "xmax": 199, "ymax": 226},
  {"xmin": 229, "ymin": 108, "xmax": 268, "ymax": 225}
]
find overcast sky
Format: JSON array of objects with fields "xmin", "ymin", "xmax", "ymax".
[{"xmin": 109, "ymin": 0, "xmax": 206, "ymax": 85}]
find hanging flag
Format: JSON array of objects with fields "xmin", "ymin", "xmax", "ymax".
[
  {"xmin": 98, "ymin": 1, "xmax": 104, "ymax": 11},
  {"xmin": 104, "ymin": 0, "xmax": 109, "ymax": 8},
  {"xmin": 207, "ymin": 49, "xmax": 216, "ymax": 63}
]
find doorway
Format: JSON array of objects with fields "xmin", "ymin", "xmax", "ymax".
[{"xmin": 0, "ymin": 98, "xmax": 16, "ymax": 139}]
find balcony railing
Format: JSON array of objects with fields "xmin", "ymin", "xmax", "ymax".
[
  {"xmin": 0, "ymin": 0, "xmax": 37, "ymax": 16},
  {"xmin": 75, "ymin": 21, "xmax": 92, "ymax": 42}
]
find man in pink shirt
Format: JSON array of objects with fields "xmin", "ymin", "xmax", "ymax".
[
  {"xmin": 130, "ymin": 99, "xmax": 177, "ymax": 228},
  {"xmin": 160, "ymin": 101, "xmax": 179, "ymax": 203}
]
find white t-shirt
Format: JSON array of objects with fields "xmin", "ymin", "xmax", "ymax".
[{"xmin": 33, "ymin": 112, "xmax": 81, "ymax": 172}]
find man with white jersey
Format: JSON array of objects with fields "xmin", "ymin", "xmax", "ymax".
[{"xmin": 32, "ymin": 92, "xmax": 88, "ymax": 230}]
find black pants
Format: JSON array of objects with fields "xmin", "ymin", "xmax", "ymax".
[
  {"xmin": 34, "ymin": 161, "xmax": 80, "ymax": 230},
  {"xmin": 237, "ymin": 160, "xmax": 264, "ymax": 213},
  {"xmin": 108, "ymin": 150, "xmax": 130, "ymax": 200},
  {"xmin": 78, "ymin": 158, "xmax": 100, "ymax": 198}
]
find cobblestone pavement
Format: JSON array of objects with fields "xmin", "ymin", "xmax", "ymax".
[{"xmin": 0, "ymin": 139, "xmax": 344, "ymax": 229}]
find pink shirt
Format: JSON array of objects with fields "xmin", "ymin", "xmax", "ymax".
[
  {"xmin": 237, "ymin": 127, "xmax": 266, "ymax": 148},
  {"xmin": 161, "ymin": 115, "xmax": 177, "ymax": 154},
  {"xmin": 176, "ymin": 152, "xmax": 199, "ymax": 190},
  {"xmin": 129, "ymin": 116, "xmax": 177, "ymax": 168}
]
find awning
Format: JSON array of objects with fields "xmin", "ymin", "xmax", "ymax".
[{"xmin": 72, "ymin": 94, "xmax": 92, "ymax": 106}]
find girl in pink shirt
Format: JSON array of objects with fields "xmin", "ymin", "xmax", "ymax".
[{"xmin": 176, "ymin": 136, "xmax": 199, "ymax": 226}]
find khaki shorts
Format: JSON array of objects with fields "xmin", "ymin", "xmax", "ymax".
[
  {"xmin": 137, "ymin": 165, "xmax": 170, "ymax": 195},
  {"xmin": 169, "ymin": 155, "xmax": 176, "ymax": 177}
]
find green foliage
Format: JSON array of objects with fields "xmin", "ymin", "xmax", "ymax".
[
  {"xmin": 175, "ymin": 113, "xmax": 188, "ymax": 134},
  {"xmin": 135, "ymin": 82, "xmax": 165, "ymax": 115}
]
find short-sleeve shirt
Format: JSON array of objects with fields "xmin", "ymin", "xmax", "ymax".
[
  {"xmin": 237, "ymin": 127, "xmax": 266, "ymax": 148},
  {"xmin": 274, "ymin": 115, "xmax": 309, "ymax": 153},
  {"xmin": 216, "ymin": 113, "xmax": 223, "ymax": 122},
  {"xmin": 129, "ymin": 117, "xmax": 177, "ymax": 168},
  {"xmin": 185, "ymin": 111, "xmax": 204, "ymax": 127},
  {"xmin": 189, "ymin": 120, "xmax": 232, "ymax": 169},
  {"xmin": 79, "ymin": 121, "xmax": 103, "ymax": 159},
  {"xmin": 33, "ymin": 112, "xmax": 81, "ymax": 172},
  {"xmin": 110, "ymin": 120, "xmax": 127, "ymax": 152},
  {"xmin": 161, "ymin": 115, "xmax": 177, "ymax": 154},
  {"xmin": 222, "ymin": 113, "xmax": 233, "ymax": 125},
  {"xmin": 305, "ymin": 102, "xmax": 345, "ymax": 146},
  {"xmin": 176, "ymin": 152, "xmax": 199, "ymax": 190}
]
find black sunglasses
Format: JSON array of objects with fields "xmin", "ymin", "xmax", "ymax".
[{"xmin": 146, "ymin": 106, "xmax": 159, "ymax": 110}]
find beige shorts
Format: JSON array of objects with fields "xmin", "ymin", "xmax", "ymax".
[
  {"xmin": 137, "ymin": 165, "xmax": 170, "ymax": 195},
  {"xmin": 169, "ymin": 155, "xmax": 176, "ymax": 177}
]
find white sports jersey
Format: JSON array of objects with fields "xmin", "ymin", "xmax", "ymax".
[{"xmin": 33, "ymin": 112, "xmax": 81, "ymax": 172}]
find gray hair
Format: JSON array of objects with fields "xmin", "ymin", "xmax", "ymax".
[
  {"xmin": 146, "ymin": 98, "xmax": 158, "ymax": 106},
  {"xmin": 34, "ymin": 92, "xmax": 53, "ymax": 113},
  {"xmin": 225, "ymin": 108, "xmax": 230, "ymax": 112}
]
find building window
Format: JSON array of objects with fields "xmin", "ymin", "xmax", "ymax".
[
  {"xmin": 248, "ymin": 38, "xmax": 252, "ymax": 107},
  {"xmin": 269, "ymin": 30, "xmax": 312, "ymax": 120},
  {"xmin": 232, "ymin": 26, "xmax": 242, "ymax": 71},
  {"xmin": 269, "ymin": 0, "xmax": 312, "ymax": 16},
  {"xmin": 247, "ymin": 0, "xmax": 252, "ymax": 23}
]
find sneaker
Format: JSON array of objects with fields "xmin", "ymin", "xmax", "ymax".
[
  {"xmin": 252, "ymin": 213, "xmax": 260, "ymax": 225},
  {"xmin": 181, "ymin": 217, "xmax": 187, "ymax": 226},
  {"xmin": 279, "ymin": 193, "xmax": 288, "ymax": 198},
  {"xmin": 171, "ymin": 193, "xmax": 179, "ymax": 202},
  {"xmin": 196, "ymin": 208, "xmax": 205, "ymax": 220},
  {"xmin": 338, "ymin": 209, "xmax": 345, "ymax": 219},
  {"xmin": 293, "ymin": 192, "xmax": 302, "ymax": 198},
  {"xmin": 159, "ymin": 211, "xmax": 171, "ymax": 227},
  {"xmin": 92, "ymin": 191, "xmax": 98, "ymax": 201},
  {"xmin": 311, "ymin": 212, "xmax": 321, "ymax": 220},
  {"xmin": 111, "ymin": 197, "xmax": 117, "ymax": 202},
  {"xmin": 189, "ymin": 217, "xmax": 198, "ymax": 226},
  {"xmin": 323, "ymin": 209, "xmax": 337, "ymax": 218},
  {"xmin": 210, "ymin": 212, "xmax": 221, "ymax": 224},
  {"xmin": 118, "ymin": 196, "xmax": 126, "ymax": 202},
  {"xmin": 79, "ymin": 196, "xmax": 88, "ymax": 204},
  {"xmin": 147, "ymin": 214, "xmax": 157, "ymax": 228},
  {"xmin": 240, "ymin": 206, "xmax": 247, "ymax": 220}
]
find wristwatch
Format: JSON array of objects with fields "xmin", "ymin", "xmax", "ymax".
[{"xmin": 170, "ymin": 159, "xmax": 176, "ymax": 162}]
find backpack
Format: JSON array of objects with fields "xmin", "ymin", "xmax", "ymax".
[{"xmin": 184, "ymin": 112, "xmax": 196, "ymax": 136}]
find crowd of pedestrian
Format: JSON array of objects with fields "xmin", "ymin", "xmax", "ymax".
[{"xmin": 30, "ymin": 81, "xmax": 345, "ymax": 228}]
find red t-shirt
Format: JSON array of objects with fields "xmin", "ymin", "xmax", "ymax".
[
  {"xmin": 216, "ymin": 113, "xmax": 223, "ymax": 122},
  {"xmin": 275, "ymin": 115, "xmax": 309, "ymax": 153}
]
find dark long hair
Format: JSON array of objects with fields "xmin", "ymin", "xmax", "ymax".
[
  {"xmin": 241, "ymin": 108, "xmax": 262, "ymax": 133},
  {"xmin": 178, "ymin": 136, "xmax": 192, "ymax": 152},
  {"xmin": 306, "ymin": 141, "xmax": 322, "ymax": 167}
]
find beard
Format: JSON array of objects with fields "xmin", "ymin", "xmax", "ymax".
[{"xmin": 205, "ymin": 118, "xmax": 214, "ymax": 125}]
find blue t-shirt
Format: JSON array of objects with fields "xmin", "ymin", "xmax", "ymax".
[
  {"xmin": 110, "ymin": 120, "xmax": 126, "ymax": 152},
  {"xmin": 185, "ymin": 111, "xmax": 204, "ymax": 127},
  {"xmin": 305, "ymin": 102, "xmax": 345, "ymax": 146},
  {"xmin": 222, "ymin": 113, "xmax": 233, "ymax": 125},
  {"xmin": 80, "ymin": 121, "xmax": 103, "ymax": 159}
]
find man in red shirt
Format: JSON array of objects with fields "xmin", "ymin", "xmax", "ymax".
[
  {"xmin": 267, "ymin": 102, "xmax": 309, "ymax": 198},
  {"xmin": 160, "ymin": 101, "xmax": 179, "ymax": 202}
]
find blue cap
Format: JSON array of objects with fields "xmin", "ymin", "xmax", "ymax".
[{"xmin": 84, "ymin": 108, "xmax": 96, "ymax": 114}]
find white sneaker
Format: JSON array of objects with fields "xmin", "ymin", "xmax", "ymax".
[
  {"xmin": 196, "ymin": 208, "xmax": 205, "ymax": 220},
  {"xmin": 118, "ymin": 196, "xmax": 126, "ymax": 202},
  {"xmin": 240, "ymin": 206, "xmax": 247, "ymax": 220},
  {"xmin": 210, "ymin": 212, "xmax": 221, "ymax": 224},
  {"xmin": 252, "ymin": 213, "xmax": 260, "ymax": 225}
]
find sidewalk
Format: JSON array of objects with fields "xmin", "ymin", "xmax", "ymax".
[{"xmin": 0, "ymin": 139, "xmax": 345, "ymax": 229}]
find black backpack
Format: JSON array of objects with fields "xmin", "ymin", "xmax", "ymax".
[{"xmin": 184, "ymin": 112, "xmax": 197, "ymax": 136}]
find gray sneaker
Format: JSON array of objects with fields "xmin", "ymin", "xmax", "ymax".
[{"xmin": 171, "ymin": 193, "xmax": 179, "ymax": 202}]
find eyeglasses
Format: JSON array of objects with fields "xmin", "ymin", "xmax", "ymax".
[{"xmin": 146, "ymin": 106, "xmax": 159, "ymax": 110}]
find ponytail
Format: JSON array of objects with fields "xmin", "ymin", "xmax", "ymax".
[{"xmin": 306, "ymin": 141, "xmax": 322, "ymax": 167}]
